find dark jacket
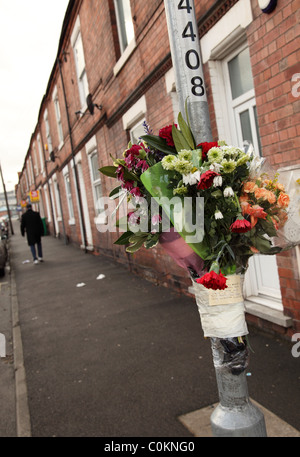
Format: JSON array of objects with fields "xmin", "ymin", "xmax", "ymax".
[{"xmin": 21, "ymin": 209, "xmax": 44, "ymax": 246}]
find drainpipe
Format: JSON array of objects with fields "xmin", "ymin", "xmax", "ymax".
[{"xmin": 57, "ymin": 56, "xmax": 87, "ymax": 252}]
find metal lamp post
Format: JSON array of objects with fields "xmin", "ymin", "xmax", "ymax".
[{"xmin": 163, "ymin": 0, "xmax": 267, "ymax": 437}]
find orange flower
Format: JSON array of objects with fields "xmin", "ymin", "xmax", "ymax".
[
  {"xmin": 239, "ymin": 193, "xmax": 249, "ymax": 202},
  {"xmin": 243, "ymin": 181, "xmax": 258, "ymax": 193},
  {"xmin": 277, "ymin": 192, "xmax": 290, "ymax": 208},
  {"xmin": 275, "ymin": 182, "xmax": 285, "ymax": 192},
  {"xmin": 240, "ymin": 200, "xmax": 251, "ymax": 215},
  {"xmin": 250, "ymin": 246, "xmax": 259, "ymax": 253},
  {"xmin": 247, "ymin": 204, "xmax": 267, "ymax": 227},
  {"xmin": 254, "ymin": 187, "xmax": 268, "ymax": 200},
  {"xmin": 266, "ymin": 190, "xmax": 276, "ymax": 204}
]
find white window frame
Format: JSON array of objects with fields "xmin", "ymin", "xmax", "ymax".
[
  {"xmin": 113, "ymin": 0, "xmax": 136, "ymax": 76},
  {"xmin": 44, "ymin": 110, "xmax": 53, "ymax": 157},
  {"xmin": 86, "ymin": 136, "xmax": 105, "ymax": 223},
  {"xmin": 63, "ymin": 166, "xmax": 75, "ymax": 225},
  {"xmin": 52, "ymin": 174, "xmax": 62, "ymax": 221},
  {"xmin": 52, "ymin": 86, "xmax": 64, "ymax": 148},
  {"xmin": 221, "ymin": 44, "xmax": 261, "ymax": 156},
  {"xmin": 122, "ymin": 95, "xmax": 147, "ymax": 138},
  {"xmin": 44, "ymin": 184, "xmax": 51, "ymax": 222},
  {"xmin": 71, "ymin": 16, "xmax": 89, "ymax": 111},
  {"xmin": 114, "ymin": 0, "xmax": 135, "ymax": 53},
  {"xmin": 29, "ymin": 157, "xmax": 35, "ymax": 184},
  {"xmin": 37, "ymin": 134, "xmax": 44, "ymax": 173},
  {"xmin": 33, "ymin": 144, "xmax": 39, "ymax": 176}
]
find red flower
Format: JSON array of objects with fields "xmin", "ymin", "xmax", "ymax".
[
  {"xmin": 159, "ymin": 124, "xmax": 177, "ymax": 147},
  {"xmin": 230, "ymin": 218, "xmax": 252, "ymax": 233},
  {"xmin": 116, "ymin": 165, "xmax": 125, "ymax": 182},
  {"xmin": 197, "ymin": 170, "xmax": 219, "ymax": 190},
  {"xmin": 196, "ymin": 270, "xmax": 228, "ymax": 290},
  {"xmin": 122, "ymin": 180, "xmax": 134, "ymax": 191},
  {"xmin": 125, "ymin": 144, "xmax": 143, "ymax": 157},
  {"xmin": 131, "ymin": 187, "xmax": 143, "ymax": 197},
  {"xmin": 197, "ymin": 141, "xmax": 218, "ymax": 160},
  {"xmin": 136, "ymin": 159, "xmax": 149, "ymax": 172}
]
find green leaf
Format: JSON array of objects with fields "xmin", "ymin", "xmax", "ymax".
[
  {"xmin": 144, "ymin": 233, "xmax": 160, "ymax": 249},
  {"xmin": 259, "ymin": 218, "xmax": 278, "ymax": 237},
  {"xmin": 251, "ymin": 235, "xmax": 272, "ymax": 253},
  {"xmin": 211, "ymin": 189, "xmax": 222, "ymax": 198},
  {"xmin": 114, "ymin": 231, "xmax": 134, "ymax": 245},
  {"xmin": 140, "ymin": 162, "xmax": 210, "ymax": 259},
  {"xmin": 126, "ymin": 237, "xmax": 146, "ymax": 253},
  {"xmin": 191, "ymin": 149, "xmax": 201, "ymax": 168},
  {"xmin": 123, "ymin": 168, "xmax": 140, "ymax": 182},
  {"xmin": 178, "ymin": 112, "xmax": 195, "ymax": 149},
  {"xmin": 109, "ymin": 186, "xmax": 122, "ymax": 198},
  {"xmin": 172, "ymin": 125, "xmax": 190, "ymax": 152},
  {"xmin": 99, "ymin": 166, "xmax": 118, "ymax": 178},
  {"xmin": 129, "ymin": 233, "xmax": 148, "ymax": 244},
  {"xmin": 140, "ymin": 134, "xmax": 176, "ymax": 155}
]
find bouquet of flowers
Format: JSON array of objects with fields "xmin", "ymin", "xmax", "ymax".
[{"xmin": 100, "ymin": 110, "xmax": 290, "ymax": 292}]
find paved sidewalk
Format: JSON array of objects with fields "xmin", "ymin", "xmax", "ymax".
[{"xmin": 1, "ymin": 223, "xmax": 300, "ymax": 437}]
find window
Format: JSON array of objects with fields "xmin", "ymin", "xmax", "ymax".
[
  {"xmin": 33, "ymin": 144, "xmax": 39, "ymax": 176},
  {"xmin": 37, "ymin": 135, "xmax": 44, "ymax": 172},
  {"xmin": 129, "ymin": 118, "xmax": 145, "ymax": 144},
  {"xmin": 44, "ymin": 110, "xmax": 53, "ymax": 157},
  {"xmin": 114, "ymin": 0, "xmax": 134, "ymax": 53},
  {"xmin": 71, "ymin": 17, "xmax": 89, "ymax": 110},
  {"xmin": 223, "ymin": 44, "xmax": 262, "ymax": 156},
  {"xmin": 122, "ymin": 95, "xmax": 147, "ymax": 143},
  {"xmin": 90, "ymin": 152, "xmax": 104, "ymax": 215},
  {"xmin": 53, "ymin": 88, "xmax": 64, "ymax": 146},
  {"xmin": 64, "ymin": 171, "xmax": 75, "ymax": 223}
]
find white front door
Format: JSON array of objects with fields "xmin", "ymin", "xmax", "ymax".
[{"xmin": 222, "ymin": 43, "xmax": 282, "ymax": 309}]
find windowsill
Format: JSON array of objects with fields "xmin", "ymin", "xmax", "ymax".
[
  {"xmin": 68, "ymin": 218, "xmax": 75, "ymax": 225},
  {"xmin": 244, "ymin": 298, "xmax": 293, "ymax": 328},
  {"xmin": 113, "ymin": 38, "xmax": 136, "ymax": 76},
  {"xmin": 188, "ymin": 285, "xmax": 293, "ymax": 328}
]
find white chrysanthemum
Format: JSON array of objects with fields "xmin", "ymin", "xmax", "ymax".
[
  {"xmin": 182, "ymin": 170, "xmax": 201, "ymax": 186},
  {"xmin": 173, "ymin": 158, "xmax": 194, "ymax": 174},
  {"xmin": 223, "ymin": 186, "xmax": 234, "ymax": 197},
  {"xmin": 178, "ymin": 149, "xmax": 193, "ymax": 161},
  {"xmin": 207, "ymin": 147, "xmax": 223, "ymax": 163},
  {"xmin": 161, "ymin": 154, "xmax": 177, "ymax": 170},
  {"xmin": 222, "ymin": 145, "xmax": 242, "ymax": 159},
  {"xmin": 221, "ymin": 159, "xmax": 236, "ymax": 173},
  {"xmin": 209, "ymin": 162, "xmax": 222, "ymax": 173}
]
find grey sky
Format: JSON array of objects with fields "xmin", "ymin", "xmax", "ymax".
[{"xmin": 0, "ymin": 0, "xmax": 70, "ymax": 192}]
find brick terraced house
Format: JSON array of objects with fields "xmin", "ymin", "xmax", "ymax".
[{"xmin": 16, "ymin": 0, "xmax": 300, "ymax": 337}]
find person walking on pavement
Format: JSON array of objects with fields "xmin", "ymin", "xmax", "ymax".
[{"xmin": 21, "ymin": 203, "xmax": 44, "ymax": 264}]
